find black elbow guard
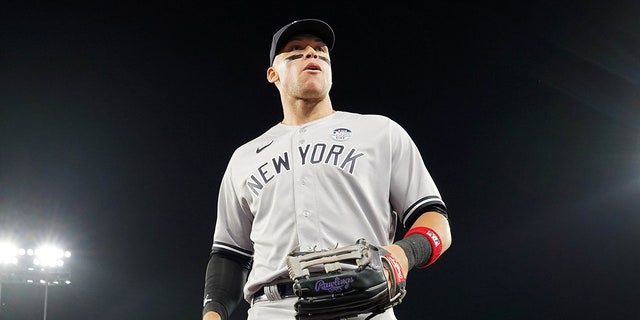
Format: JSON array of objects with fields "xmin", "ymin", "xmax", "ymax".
[{"xmin": 203, "ymin": 250, "xmax": 251, "ymax": 319}]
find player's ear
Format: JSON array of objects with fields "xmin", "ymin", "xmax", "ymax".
[{"xmin": 267, "ymin": 67, "xmax": 279, "ymax": 83}]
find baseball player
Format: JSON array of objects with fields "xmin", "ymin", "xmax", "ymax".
[{"xmin": 202, "ymin": 19, "xmax": 452, "ymax": 320}]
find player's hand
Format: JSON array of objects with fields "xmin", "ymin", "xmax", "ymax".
[
  {"xmin": 382, "ymin": 244, "xmax": 409, "ymax": 276},
  {"xmin": 202, "ymin": 311, "xmax": 222, "ymax": 320}
]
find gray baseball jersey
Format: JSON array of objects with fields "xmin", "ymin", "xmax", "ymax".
[{"xmin": 211, "ymin": 111, "xmax": 445, "ymax": 302}]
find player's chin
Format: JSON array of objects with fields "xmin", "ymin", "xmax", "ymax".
[{"xmin": 298, "ymin": 88, "xmax": 329, "ymax": 100}]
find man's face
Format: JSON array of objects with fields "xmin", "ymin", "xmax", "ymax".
[{"xmin": 269, "ymin": 34, "xmax": 332, "ymax": 101}]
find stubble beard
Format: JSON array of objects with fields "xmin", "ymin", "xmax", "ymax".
[{"xmin": 293, "ymin": 78, "xmax": 331, "ymax": 102}]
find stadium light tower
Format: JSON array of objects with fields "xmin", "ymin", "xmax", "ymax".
[{"xmin": 0, "ymin": 241, "xmax": 71, "ymax": 320}]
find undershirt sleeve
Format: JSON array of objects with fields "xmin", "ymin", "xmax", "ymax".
[{"xmin": 202, "ymin": 250, "xmax": 252, "ymax": 319}]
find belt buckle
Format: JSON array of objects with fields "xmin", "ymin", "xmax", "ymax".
[
  {"xmin": 252, "ymin": 284, "xmax": 282, "ymax": 305},
  {"xmin": 251, "ymin": 294, "xmax": 269, "ymax": 305},
  {"xmin": 263, "ymin": 284, "xmax": 283, "ymax": 300}
]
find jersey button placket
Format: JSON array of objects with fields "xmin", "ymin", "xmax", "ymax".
[
  {"xmin": 298, "ymin": 127, "xmax": 306, "ymax": 144},
  {"xmin": 293, "ymin": 125, "xmax": 319, "ymax": 247}
]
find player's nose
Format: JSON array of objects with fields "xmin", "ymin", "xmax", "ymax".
[{"xmin": 303, "ymin": 46, "xmax": 319, "ymax": 59}]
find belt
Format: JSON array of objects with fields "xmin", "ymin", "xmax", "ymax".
[{"xmin": 252, "ymin": 282, "xmax": 296, "ymax": 304}]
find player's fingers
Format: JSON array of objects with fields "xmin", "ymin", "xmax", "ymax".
[{"xmin": 383, "ymin": 268, "xmax": 393, "ymax": 293}]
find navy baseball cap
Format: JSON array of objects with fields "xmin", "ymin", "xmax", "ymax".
[{"xmin": 269, "ymin": 19, "xmax": 335, "ymax": 65}]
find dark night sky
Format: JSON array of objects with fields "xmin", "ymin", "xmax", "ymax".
[{"xmin": 1, "ymin": 1, "xmax": 639, "ymax": 319}]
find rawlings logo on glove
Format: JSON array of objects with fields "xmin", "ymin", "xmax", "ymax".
[{"xmin": 314, "ymin": 277, "xmax": 355, "ymax": 292}]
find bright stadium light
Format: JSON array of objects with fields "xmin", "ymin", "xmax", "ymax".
[
  {"xmin": 34, "ymin": 246, "xmax": 66, "ymax": 268},
  {"xmin": 0, "ymin": 240, "xmax": 72, "ymax": 320},
  {"xmin": 0, "ymin": 242, "xmax": 19, "ymax": 265}
]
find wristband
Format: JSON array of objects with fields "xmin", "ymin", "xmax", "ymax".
[
  {"xmin": 394, "ymin": 234, "xmax": 430, "ymax": 270},
  {"xmin": 383, "ymin": 251, "xmax": 406, "ymax": 284},
  {"xmin": 404, "ymin": 227, "xmax": 443, "ymax": 268}
]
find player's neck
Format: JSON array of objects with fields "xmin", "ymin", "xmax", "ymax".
[{"xmin": 281, "ymin": 98, "xmax": 334, "ymax": 126}]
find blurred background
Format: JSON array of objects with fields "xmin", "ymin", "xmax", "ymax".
[{"xmin": 1, "ymin": 1, "xmax": 638, "ymax": 319}]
